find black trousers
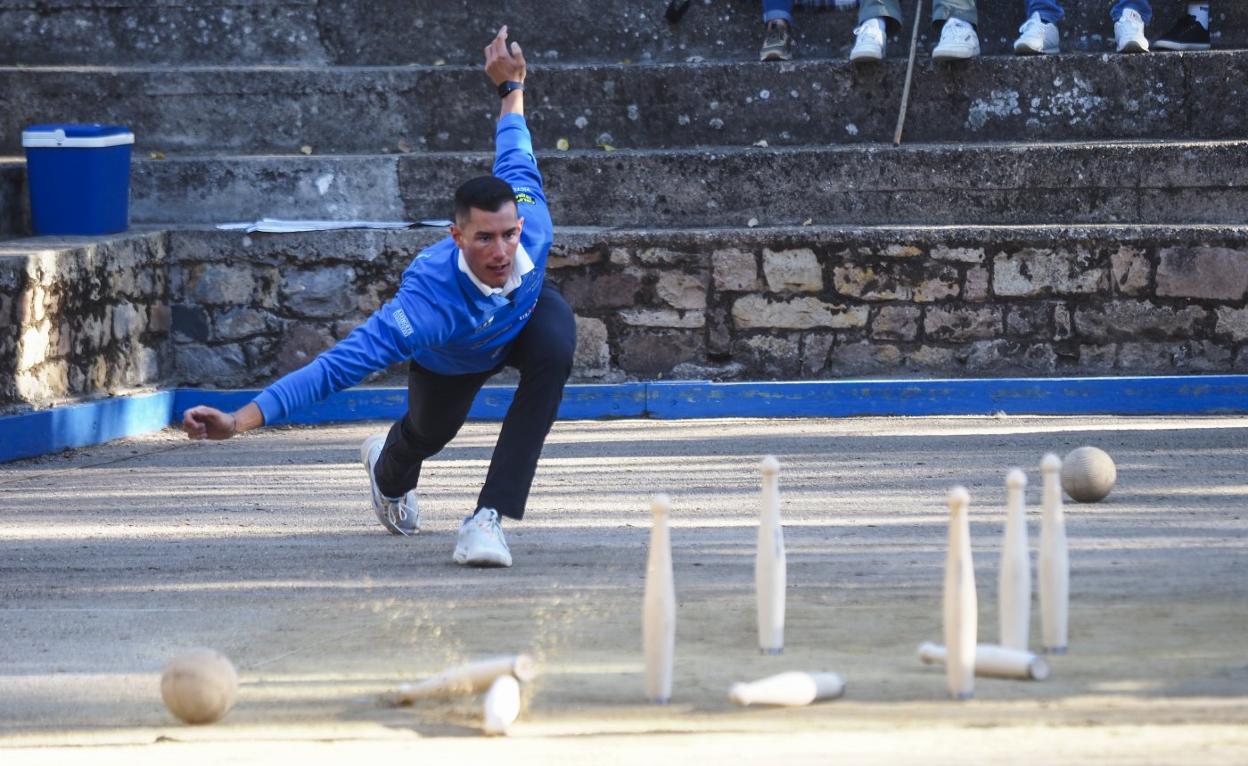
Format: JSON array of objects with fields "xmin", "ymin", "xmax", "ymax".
[{"xmin": 372, "ymin": 285, "xmax": 576, "ymax": 520}]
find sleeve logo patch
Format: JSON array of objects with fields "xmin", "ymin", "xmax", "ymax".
[
  {"xmin": 392, "ymin": 307, "xmax": 415, "ymax": 337},
  {"xmin": 514, "ymin": 192, "xmax": 536, "ymax": 206}
]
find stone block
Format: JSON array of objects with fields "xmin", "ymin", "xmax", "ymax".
[
  {"xmin": 924, "ymin": 306, "xmax": 1002, "ymax": 341},
  {"xmin": 112, "ymin": 302, "xmax": 141, "ymax": 342},
  {"xmin": 562, "ymin": 272, "xmax": 641, "ymax": 310},
  {"xmin": 871, "ymin": 306, "xmax": 921, "ymax": 341},
  {"xmin": 735, "ymin": 334, "xmax": 802, "ymax": 377},
  {"xmin": 1215, "ymin": 306, "xmax": 1248, "ymax": 342},
  {"xmin": 732, "ymin": 295, "xmax": 868, "ymax": 330},
  {"xmin": 993, "ymin": 248, "xmax": 1107, "ymax": 297},
  {"xmin": 912, "ymin": 267, "xmax": 961, "ymax": 302},
  {"xmin": 175, "ymin": 343, "xmax": 249, "ymax": 386},
  {"xmin": 833, "ymin": 263, "xmax": 908, "ymax": 301},
  {"xmin": 172, "ymin": 304, "xmax": 210, "ymax": 343},
  {"xmin": 909, "ymin": 345, "xmax": 959, "ymax": 368},
  {"xmin": 547, "ymin": 247, "xmax": 603, "ymax": 269},
  {"xmin": 275, "ymin": 325, "xmax": 335, "ymax": 375},
  {"xmin": 966, "ymin": 340, "xmax": 1057, "ymax": 373},
  {"xmin": 1118, "ymin": 342, "xmax": 1173, "ymax": 370},
  {"xmin": 18, "ymin": 324, "xmax": 49, "ymax": 371},
  {"xmin": 707, "ymin": 306, "xmax": 732, "ymax": 357},
  {"xmin": 1054, "ymin": 304, "xmax": 1072, "ymax": 341},
  {"xmin": 802, "ymin": 333, "xmax": 835, "ymax": 375},
  {"xmin": 618, "ymin": 329, "xmax": 703, "ymax": 375},
  {"xmin": 1073, "ymin": 300, "xmax": 1207, "ymax": 342},
  {"xmin": 656, "ymin": 272, "xmax": 708, "ymax": 310},
  {"xmin": 281, "ymin": 265, "xmax": 357, "ymax": 318},
  {"xmin": 1156, "ymin": 247, "xmax": 1248, "ymax": 301},
  {"xmin": 963, "ymin": 266, "xmax": 990, "ymax": 302},
  {"xmin": 636, "ymin": 248, "xmax": 700, "ymax": 266},
  {"xmin": 712, "ymin": 248, "xmax": 759, "ymax": 292},
  {"xmin": 573, "ymin": 315, "xmax": 610, "ymax": 376},
  {"xmin": 214, "ymin": 308, "xmax": 276, "ymax": 341},
  {"xmin": 187, "ymin": 263, "xmax": 257, "ymax": 305},
  {"xmin": 1005, "ymin": 304, "xmax": 1049, "ymax": 337},
  {"xmin": 762, "ymin": 248, "xmax": 822, "ymax": 292},
  {"xmin": 1110, "ymin": 246, "xmax": 1151, "ymax": 296},
  {"xmin": 1173, "ymin": 340, "xmax": 1233, "ymax": 372},
  {"xmin": 619, "ymin": 309, "xmax": 705, "ymax": 328},
  {"xmin": 931, "ymin": 246, "xmax": 985, "ymax": 264},
  {"xmin": 147, "ymin": 304, "xmax": 173, "ymax": 335},
  {"xmin": 1079, "ymin": 344, "xmax": 1117, "ymax": 370},
  {"xmin": 828, "ymin": 341, "xmax": 903, "ymax": 374}
]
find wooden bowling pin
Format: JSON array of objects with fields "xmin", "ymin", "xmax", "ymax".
[
  {"xmin": 481, "ymin": 674, "xmax": 521, "ymax": 736},
  {"xmin": 756, "ymin": 456, "xmax": 786, "ymax": 655},
  {"xmin": 916, "ymin": 642, "xmax": 1050, "ymax": 681},
  {"xmin": 1038, "ymin": 454, "xmax": 1069, "ymax": 654},
  {"xmin": 728, "ymin": 671, "xmax": 845, "ymax": 706},
  {"xmin": 643, "ymin": 494, "xmax": 676, "ymax": 703},
  {"xmin": 998, "ymin": 468, "xmax": 1031, "ymax": 652},
  {"xmin": 392, "ymin": 654, "xmax": 536, "ymax": 704},
  {"xmin": 943, "ymin": 486, "xmax": 977, "ymax": 700}
]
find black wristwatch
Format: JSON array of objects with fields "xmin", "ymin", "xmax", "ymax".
[{"xmin": 497, "ymin": 80, "xmax": 524, "ymax": 98}]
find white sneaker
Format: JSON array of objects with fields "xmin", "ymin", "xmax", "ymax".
[
  {"xmin": 1014, "ymin": 12, "xmax": 1060, "ymax": 54},
  {"xmin": 932, "ymin": 17, "xmax": 980, "ymax": 60},
  {"xmin": 360, "ymin": 434, "xmax": 420, "ymax": 536},
  {"xmin": 1115, "ymin": 8, "xmax": 1150, "ymax": 53},
  {"xmin": 453, "ymin": 507, "xmax": 513, "ymax": 568},
  {"xmin": 850, "ymin": 17, "xmax": 886, "ymax": 63}
]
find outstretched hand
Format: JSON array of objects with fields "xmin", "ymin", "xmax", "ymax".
[
  {"xmin": 182, "ymin": 405, "xmax": 237, "ymax": 440},
  {"xmin": 484, "ymin": 25, "xmax": 526, "ymax": 85}
]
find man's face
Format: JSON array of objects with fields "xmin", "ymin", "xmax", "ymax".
[{"xmin": 451, "ymin": 203, "xmax": 524, "ymax": 289}]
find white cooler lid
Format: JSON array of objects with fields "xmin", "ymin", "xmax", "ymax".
[{"xmin": 23, "ymin": 124, "xmax": 135, "ymax": 148}]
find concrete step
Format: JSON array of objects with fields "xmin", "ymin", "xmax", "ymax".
[
  {"xmin": 0, "ymin": 0, "xmax": 1243, "ymax": 66},
  {"xmin": 2, "ymin": 51, "xmax": 1245, "ymax": 154},
  {"xmin": 127, "ymin": 139, "xmax": 1248, "ymax": 227}
]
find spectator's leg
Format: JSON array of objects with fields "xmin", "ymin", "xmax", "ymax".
[
  {"xmin": 932, "ymin": 0, "xmax": 978, "ymax": 29},
  {"xmin": 1155, "ymin": 1, "xmax": 1210, "ymax": 50},
  {"xmin": 761, "ymin": 0, "xmax": 798, "ymax": 60},
  {"xmin": 475, "ymin": 286, "xmax": 576, "ymax": 521},
  {"xmin": 1111, "ymin": 0, "xmax": 1152, "ymax": 23},
  {"xmin": 858, "ymin": 0, "xmax": 903, "ymax": 30},
  {"xmin": 762, "ymin": 0, "xmax": 795, "ymax": 24},
  {"xmin": 373, "ymin": 362, "xmax": 494, "ymax": 499},
  {"xmin": 1026, "ymin": 0, "xmax": 1065, "ymax": 25}
]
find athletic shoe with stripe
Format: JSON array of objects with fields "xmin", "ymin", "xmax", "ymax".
[
  {"xmin": 453, "ymin": 507, "xmax": 513, "ymax": 568},
  {"xmin": 361, "ymin": 434, "xmax": 421, "ymax": 536}
]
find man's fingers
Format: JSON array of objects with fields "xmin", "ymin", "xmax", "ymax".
[{"xmin": 510, "ymin": 41, "xmax": 524, "ymax": 63}]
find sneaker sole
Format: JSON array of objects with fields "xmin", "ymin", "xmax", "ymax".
[
  {"xmin": 850, "ymin": 50, "xmax": 883, "ymax": 63},
  {"xmin": 453, "ymin": 546, "xmax": 513, "ymax": 568},
  {"xmin": 1153, "ymin": 41, "xmax": 1210, "ymax": 51},
  {"xmin": 1014, "ymin": 42, "xmax": 1059, "ymax": 54},
  {"xmin": 760, "ymin": 50, "xmax": 793, "ymax": 62},
  {"xmin": 1117, "ymin": 40, "xmax": 1149, "ymax": 53},
  {"xmin": 932, "ymin": 49, "xmax": 979, "ymax": 61}
]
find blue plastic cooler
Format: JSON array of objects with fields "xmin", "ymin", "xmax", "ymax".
[{"xmin": 22, "ymin": 124, "xmax": 135, "ymax": 235}]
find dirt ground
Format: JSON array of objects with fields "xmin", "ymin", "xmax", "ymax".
[{"xmin": 0, "ymin": 415, "xmax": 1245, "ymax": 764}]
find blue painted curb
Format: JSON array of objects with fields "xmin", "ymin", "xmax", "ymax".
[{"xmin": 2, "ymin": 376, "xmax": 1246, "ymax": 464}]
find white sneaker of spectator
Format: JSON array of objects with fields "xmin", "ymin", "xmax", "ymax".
[
  {"xmin": 850, "ymin": 17, "xmax": 886, "ymax": 63},
  {"xmin": 1014, "ymin": 12, "xmax": 1060, "ymax": 55},
  {"xmin": 1115, "ymin": 8, "xmax": 1150, "ymax": 53},
  {"xmin": 932, "ymin": 17, "xmax": 980, "ymax": 61},
  {"xmin": 453, "ymin": 507, "xmax": 513, "ymax": 568}
]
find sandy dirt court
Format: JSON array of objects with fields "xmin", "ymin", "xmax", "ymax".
[{"xmin": 0, "ymin": 415, "xmax": 1245, "ymax": 764}]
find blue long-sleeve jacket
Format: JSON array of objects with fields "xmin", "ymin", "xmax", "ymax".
[{"xmin": 252, "ymin": 113, "xmax": 553, "ymax": 424}]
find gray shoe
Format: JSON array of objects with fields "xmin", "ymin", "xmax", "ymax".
[
  {"xmin": 360, "ymin": 434, "xmax": 420, "ymax": 536},
  {"xmin": 760, "ymin": 20, "xmax": 795, "ymax": 62}
]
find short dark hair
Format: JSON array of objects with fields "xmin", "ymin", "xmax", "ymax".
[{"xmin": 454, "ymin": 175, "xmax": 517, "ymax": 224}]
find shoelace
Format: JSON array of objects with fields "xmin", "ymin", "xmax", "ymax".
[
  {"xmin": 853, "ymin": 21, "xmax": 883, "ymax": 41},
  {"xmin": 473, "ymin": 509, "xmax": 508, "ymax": 548},
  {"xmin": 385, "ymin": 495, "xmax": 417, "ymax": 537}
]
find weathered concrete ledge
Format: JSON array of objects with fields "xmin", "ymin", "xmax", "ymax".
[
  {"xmin": 0, "ymin": 231, "xmax": 171, "ymax": 409},
  {"xmin": 1, "ymin": 52, "xmax": 1244, "ymax": 153},
  {"xmin": 0, "ymin": 0, "xmax": 1242, "ymax": 65},
  {"xmin": 164, "ymin": 224, "xmax": 1248, "ymax": 388},
  {"xmin": 6, "ymin": 224, "xmax": 1248, "ymax": 413},
  {"xmin": 0, "ymin": 161, "xmax": 26, "ymax": 237},
  {"xmin": 127, "ymin": 140, "xmax": 1248, "ymax": 227}
]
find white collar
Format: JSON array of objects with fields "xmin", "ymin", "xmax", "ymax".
[{"xmin": 457, "ymin": 242, "xmax": 534, "ymax": 297}]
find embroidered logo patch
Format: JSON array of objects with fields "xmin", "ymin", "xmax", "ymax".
[{"xmin": 392, "ymin": 307, "xmax": 414, "ymax": 337}]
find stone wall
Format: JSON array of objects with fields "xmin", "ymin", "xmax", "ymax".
[
  {"xmin": 163, "ymin": 226, "xmax": 1248, "ymax": 389},
  {"xmin": 0, "ymin": 232, "xmax": 171, "ymax": 411}
]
